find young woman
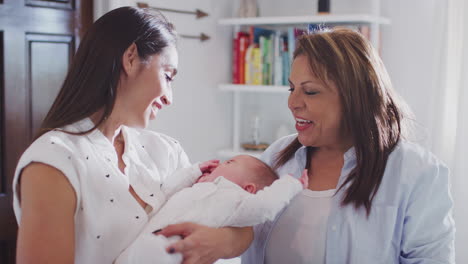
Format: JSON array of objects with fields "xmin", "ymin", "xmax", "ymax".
[{"xmin": 13, "ymin": 7, "xmax": 248, "ymax": 264}]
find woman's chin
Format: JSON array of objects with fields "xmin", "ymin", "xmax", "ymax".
[{"xmin": 297, "ymin": 134, "xmax": 316, "ymax": 147}]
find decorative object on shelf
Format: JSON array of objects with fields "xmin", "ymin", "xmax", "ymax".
[
  {"xmin": 136, "ymin": 2, "xmax": 208, "ymax": 18},
  {"xmin": 242, "ymin": 116, "xmax": 269, "ymax": 151},
  {"xmin": 136, "ymin": 2, "xmax": 210, "ymax": 42},
  {"xmin": 238, "ymin": 0, "xmax": 259, "ymax": 18},
  {"xmin": 252, "ymin": 115, "xmax": 260, "ymax": 145},
  {"xmin": 318, "ymin": 0, "xmax": 330, "ymax": 14},
  {"xmin": 242, "ymin": 143, "xmax": 269, "ymax": 151}
]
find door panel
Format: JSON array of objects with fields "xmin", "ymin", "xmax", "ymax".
[
  {"xmin": 0, "ymin": 1, "xmax": 92, "ymax": 263},
  {"xmin": 0, "ymin": 31, "xmax": 4, "ymax": 195},
  {"xmin": 27, "ymin": 33, "xmax": 73, "ymax": 139},
  {"xmin": 26, "ymin": 0, "xmax": 74, "ymax": 10}
]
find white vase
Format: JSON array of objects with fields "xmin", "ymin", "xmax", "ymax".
[{"xmin": 238, "ymin": 0, "xmax": 259, "ymax": 18}]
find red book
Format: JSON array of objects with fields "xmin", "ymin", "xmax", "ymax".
[{"xmin": 232, "ymin": 34, "xmax": 240, "ymax": 84}]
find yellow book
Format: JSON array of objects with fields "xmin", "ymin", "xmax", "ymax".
[
  {"xmin": 245, "ymin": 44, "xmax": 254, "ymax": 85},
  {"xmin": 252, "ymin": 47, "xmax": 262, "ymax": 85}
]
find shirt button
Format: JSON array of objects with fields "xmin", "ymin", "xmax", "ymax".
[{"xmin": 332, "ymin": 225, "xmax": 337, "ymax": 231}]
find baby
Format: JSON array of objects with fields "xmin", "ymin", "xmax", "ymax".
[{"xmin": 115, "ymin": 155, "xmax": 308, "ymax": 264}]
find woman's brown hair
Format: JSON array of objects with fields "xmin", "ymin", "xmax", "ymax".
[
  {"xmin": 274, "ymin": 28, "xmax": 405, "ymax": 215},
  {"xmin": 35, "ymin": 7, "xmax": 177, "ymax": 140}
]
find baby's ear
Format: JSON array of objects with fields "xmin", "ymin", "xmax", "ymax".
[{"xmin": 244, "ymin": 183, "xmax": 257, "ymax": 194}]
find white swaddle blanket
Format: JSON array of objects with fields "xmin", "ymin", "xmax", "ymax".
[{"xmin": 115, "ymin": 167, "xmax": 302, "ymax": 264}]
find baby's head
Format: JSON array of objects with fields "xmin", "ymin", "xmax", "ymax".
[{"xmin": 197, "ymin": 155, "xmax": 278, "ymax": 194}]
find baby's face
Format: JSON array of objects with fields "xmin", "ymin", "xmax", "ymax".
[{"xmin": 196, "ymin": 155, "xmax": 257, "ymax": 186}]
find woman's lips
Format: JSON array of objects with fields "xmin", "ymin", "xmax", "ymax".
[
  {"xmin": 295, "ymin": 121, "xmax": 313, "ymax": 131},
  {"xmin": 150, "ymin": 102, "xmax": 161, "ymax": 119},
  {"xmin": 294, "ymin": 116, "xmax": 314, "ymax": 132}
]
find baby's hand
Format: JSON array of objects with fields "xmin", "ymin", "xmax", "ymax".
[
  {"xmin": 195, "ymin": 172, "xmax": 210, "ymax": 183},
  {"xmin": 199, "ymin": 159, "xmax": 220, "ymax": 174},
  {"xmin": 299, "ymin": 169, "xmax": 309, "ymax": 189}
]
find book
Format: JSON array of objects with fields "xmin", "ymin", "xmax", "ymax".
[
  {"xmin": 232, "ymin": 33, "xmax": 240, "ymax": 84},
  {"xmin": 245, "ymin": 43, "xmax": 262, "ymax": 85},
  {"xmin": 287, "ymin": 27, "xmax": 295, "ymax": 64},
  {"xmin": 249, "ymin": 26, "xmax": 275, "ymax": 44},
  {"xmin": 238, "ymin": 32, "xmax": 250, "ymax": 84},
  {"xmin": 308, "ymin": 23, "xmax": 321, "ymax": 33},
  {"xmin": 245, "ymin": 44, "xmax": 254, "ymax": 85},
  {"xmin": 273, "ymin": 30, "xmax": 283, "ymax": 86},
  {"xmin": 260, "ymin": 35, "xmax": 269, "ymax": 85}
]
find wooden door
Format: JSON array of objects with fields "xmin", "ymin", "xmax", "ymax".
[{"xmin": 0, "ymin": 0, "xmax": 92, "ymax": 263}]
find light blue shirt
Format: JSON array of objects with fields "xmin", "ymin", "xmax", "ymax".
[{"xmin": 242, "ymin": 134, "xmax": 455, "ymax": 264}]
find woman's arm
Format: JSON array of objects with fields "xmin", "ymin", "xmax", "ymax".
[
  {"xmin": 17, "ymin": 163, "xmax": 76, "ymax": 264},
  {"xmin": 158, "ymin": 223, "xmax": 253, "ymax": 264},
  {"xmin": 400, "ymin": 161, "xmax": 455, "ymax": 263}
]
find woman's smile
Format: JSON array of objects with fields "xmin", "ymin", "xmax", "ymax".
[{"xmin": 294, "ymin": 116, "xmax": 314, "ymax": 132}]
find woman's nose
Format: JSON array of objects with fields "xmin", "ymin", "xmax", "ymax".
[
  {"xmin": 161, "ymin": 96, "xmax": 170, "ymax": 105},
  {"xmin": 161, "ymin": 92, "xmax": 172, "ymax": 106},
  {"xmin": 288, "ymin": 90, "xmax": 303, "ymax": 111}
]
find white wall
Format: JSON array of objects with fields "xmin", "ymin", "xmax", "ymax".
[
  {"xmin": 380, "ymin": 0, "xmax": 447, "ymax": 148},
  {"xmin": 142, "ymin": 0, "xmax": 233, "ymax": 163}
]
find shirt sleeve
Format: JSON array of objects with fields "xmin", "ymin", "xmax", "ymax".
[
  {"xmin": 12, "ymin": 134, "xmax": 83, "ymax": 221},
  {"xmin": 399, "ymin": 159, "xmax": 455, "ymax": 263},
  {"xmin": 174, "ymin": 139, "xmax": 191, "ymax": 170},
  {"xmin": 223, "ymin": 175, "xmax": 302, "ymax": 227},
  {"xmin": 160, "ymin": 164, "xmax": 202, "ymax": 198}
]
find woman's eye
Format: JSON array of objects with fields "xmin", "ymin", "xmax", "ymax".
[
  {"xmin": 288, "ymin": 87, "xmax": 294, "ymax": 92},
  {"xmin": 165, "ymin": 74, "xmax": 173, "ymax": 82},
  {"xmin": 305, "ymin": 91, "xmax": 318, "ymax": 95}
]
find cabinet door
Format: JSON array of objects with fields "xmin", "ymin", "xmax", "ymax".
[{"xmin": 0, "ymin": 1, "xmax": 92, "ymax": 263}]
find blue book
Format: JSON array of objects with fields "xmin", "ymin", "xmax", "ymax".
[
  {"xmin": 251, "ymin": 26, "xmax": 275, "ymax": 44},
  {"xmin": 282, "ymin": 51, "xmax": 290, "ymax": 86},
  {"xmin": 287, "ymin": 27, "xmax": 295, "ymax": 64}
]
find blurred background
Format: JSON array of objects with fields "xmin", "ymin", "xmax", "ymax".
[{"xmin": 0, "ymin": 0, "xmax": 466, "ymax": 263}]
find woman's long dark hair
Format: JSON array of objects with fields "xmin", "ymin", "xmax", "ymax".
[
  {"xmin": 35, "ymin": 7, "xmax": 177, "ymax": 140},
  {"xmin": 274, "ymin": 28, "xmax": 406, "ymax": 215}
]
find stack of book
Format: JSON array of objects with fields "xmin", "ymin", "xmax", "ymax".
[{"xmin": 231, "ymin": 24, "xmax": 372, "ymax": 86}]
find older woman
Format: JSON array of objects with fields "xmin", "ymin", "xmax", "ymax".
[{"xmin": 162, "ymin": 28, "xmax": 455, "ymax": 264}]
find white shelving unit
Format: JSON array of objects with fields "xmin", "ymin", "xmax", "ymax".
[
  {"xmin": 219, "ymin": 14, "xmax": 389, "ymax": 49},
  {"xmin": 217, "ymin": 13, "xmax": 390, "ymax": 159},
  {"xmin": 219, "ymin": 84, "xmax": 289, "ymax": 93},
  {"xmin": 218, "ymin": 14, "xmax": 390, "ymax": 26}
]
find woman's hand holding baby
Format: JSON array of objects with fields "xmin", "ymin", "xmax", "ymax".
[{"xmin": 158, "ymin": 223, "xmax": 253, "ymax": 264}]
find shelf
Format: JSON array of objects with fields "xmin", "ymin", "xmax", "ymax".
[
  {"xmin": 218, "ymin": 14, "xmax": 390, "ymax": 26},
  {"xmin": 217, "ymin": 149, "xmax": 264, "ymax": 159},
  {"xmin": 219, "ymin": 84, "xmax": 289, "ymax": 93}
]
